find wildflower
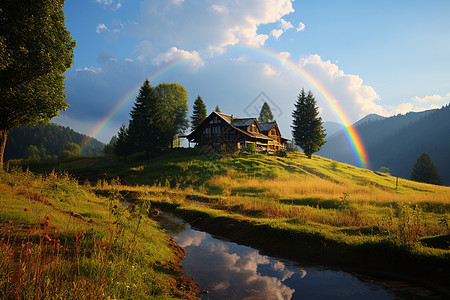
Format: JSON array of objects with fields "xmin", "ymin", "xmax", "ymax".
[
  {"xmin": 44, "ymin": 234, "xmax": 52, "ymax": 242},
  {"xmin": 96, "ymin": 241, "xmax": 105, "ymax": 247},
  {"xmin": 8, "ymin": 221, "xmax": 12, "ymax": 224},
  {"xmin": 9, "ymin": 252, "xmax": 13, "ymax": 256},
  {"xmin": 46, "ymin": 216, "xmax": 51, "ymax": 220},
  {"xmin": 122, "ymin": 271, "xmax": 125, "ymax": 275},
  {"xmin": 44, "ymin": 220, "xmax": 49, "ymax": 226},
  {"xmin": 116, "ymin": 176, "xmax": 119, "ymax": 181},
  {"xmin": 113, "ymin": 205, "xmax": 118, "ymax": 209},
  {"xmin": 24, "ymin": 208, "xmax": 29, "ymax": 212},
  {"xmin": 89, "ymin": 218, "xmax": 93, "ymax": 223}
]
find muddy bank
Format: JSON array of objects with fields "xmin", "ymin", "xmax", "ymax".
[
  {"xmin": 162, "ymin": 236, "xmax": 201, "ymax": 299},
  {"xmin": 151, "ymin": 202, "xmax": 450, "ymax": 298}
]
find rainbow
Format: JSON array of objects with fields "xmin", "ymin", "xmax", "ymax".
[
  {"xmin": 81, "ymin": 58, "xmax": 188, "ymax": 152},
  {"xmin": 237, "ymin": 46, "xmax": 369, "ymax": 168},
  {"xmin": 81, "ymin": 46, "xmax": 369, "ymax": 169}
]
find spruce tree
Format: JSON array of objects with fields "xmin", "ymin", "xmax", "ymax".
[
  {"xmin": 410, "ymin": 152, "xmax": 442, "ymax": 185},
  {"xmin": 114, "ymin": 124, "xmax": 130, "ymax": 159},
  {"xmin": 258, "ymin": 101, "xmax": 274, "ymax": 123},
  {"xmin": 291, "ymin": 89, "xmax": 326, "ymax": 159},
  {"xmin": 128, "ymin": 79, "xmax": 160, "ymax": 154},
  {"xmin": 215, "ymin": 105, "xmax": 221, "ymax": 113},
  {"xmin": 191, "ymin": 95, "xmax": 207, "ymax": 129}
]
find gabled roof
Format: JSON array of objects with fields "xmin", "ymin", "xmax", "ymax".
[
  {"xmin": 259, "ymin": 122, "xmax": 276, "ymax": 132},
  {"xmin": 231, "ymin": 118, "xmax": 255, "ymax": 127}
]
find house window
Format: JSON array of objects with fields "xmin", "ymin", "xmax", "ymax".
[
  {"xmin": 212, "ymin": 126, "xmax": 221, "ymax": 134},
  {"xmin": 251, "ymin": 124, "xmax": 257, "ymax": 132},
  {"xmin": 209, "ymin": 115, "xmax": 221, "ymax": 124},
  {"xmin": 203, "ymin": 127, "xmax": 211, "ymax": 135}
]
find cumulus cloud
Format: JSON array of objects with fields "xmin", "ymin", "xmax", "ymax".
[
  {"xmin": 131, "ymin": 0, "xmax": 295, "ymax": 50},
  {"xmin": 96, "ymin": 24, "xmax": 109, "ymax": 34},
  {"xmin": 296, "ymin": 22, "xmax": 305, "ymax": 32},
  {"xmin": 271, "ymin": 29, "xmax": 284, "ymax": 39},
  {"xmin": 152, "ymin": 47, "xmax": 205, "ymax": 69},
  {"xmin": 96, "ymin": 0, "xmax": 122, "ymax": 10},
  {"xmin": 387, "ymin": 103, "xmax": 440, "ymax": 115},
  {"xmin": 263, "ymin": 64, "xmax": 280, "ymax": 76},
  {"xmin": 412, "ymin": 94, "xmax": 444, "ymax": 103},
  {"xmin": 279, "ymin": 51, "xmax": 291, "ymax": 64},
  {"xmin": 279, "ymin": 19, "xmax": 294, "ymax": 30},
  {"xmin": 298, "ymin": 54, "xmax": 383, "ymax": 122}
]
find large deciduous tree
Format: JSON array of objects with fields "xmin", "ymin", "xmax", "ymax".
[
  {"xmin": 258, "ymin": 101, "xmax": 274, "ymax": 123},
  {"xmin": 291, "ymin": 89, "xmax": 326, "ymax": 159},
  {"xmin": 191, "ymin": 95, "xmax": 207, "ymax": 130},
  {"xmin": 0, "ymin": 0, "xmax": 76, "ymax": 168},
  {"xmin": 410, "ymin": 152, "xmax": 442, "ymax": 185},
  {"xmin": 155, "ymin": 82, "xmax": 189, "ymax": 148}
]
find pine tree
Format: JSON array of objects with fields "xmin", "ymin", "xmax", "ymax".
[
  {"xmin": 127, "ymin": 79, "xmax": 160, "ymax": 154},
  {"xmin": 291, "ymin": 89, "xmax": 326, "ymax": 159},
  {"xmin": 215, "ymin": 105, "xmax": 221, "ymax": 113},
  {"xmin": 191, "ymin": 95, "xmax": 207, "ymax": 129},
  {"xmin": 410, "ymin": 152, "xmax": 442, "ymax": 185},
  {"xmin": 114, "ymin": 124, "xmax": 130, "ymax": 159},
  {"xmin": 258, "ymin": 101, "xmax": 274, "ymax": 123}
]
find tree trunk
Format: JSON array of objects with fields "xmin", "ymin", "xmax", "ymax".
[{"xmin": 0, "ymin": 130, "xmax": 8, "ymax": 169}]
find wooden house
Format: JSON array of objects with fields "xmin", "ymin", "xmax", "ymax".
[{"xmin": 186, "ymin": 111, "xmax": 290, "ymax": 152}]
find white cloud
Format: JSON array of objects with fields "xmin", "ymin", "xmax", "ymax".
[
  {"xmin": 279, "ymin": 51, "xmax": 291, "ymax": 64},
  {"xmin": 75, "ymin": 67, "xmax": 102, "ymax": 73},
  {"xmin": 412, "ymin": 94, "xmax": 444, "ymax": 103},
  {"xmin": 270, "ymin": 29, "xmax": 284, "ymax": 39},
  {"xmin": 279, "ymin": 19, "xmax": 293, "ymax": 30},
  {"xmin": 96, "ymin": 24, "xmax": 109, "ymax": 34},
  {"xmin": 388, "ymin": 103, "xmax": 439, "ymax": 115},
  {"xmin": 96, "ymin": 0, "xmax": 122, "ymax": 10},
  {"xmin": 296, "ymin": 22, "xmax": 305, "ymax": 32},
  {"xmin": 298, "ymin": 54, "xmax": 383, "ymax": 122},
  {"xmin": 263, "ymin": 64, "xmax": 280, "ymax": 76},
  {"xmin": 172, "ymin": 0, "xmax": 184, "ymax": 6},
  {"xmin": 152, "ymin": 47, "xmax": 205, "ymax": 69},
  {"xmin": 209, "ymin": 5, "xmax": 229, "ymax": 15},
  {"xmin": 132, "ymin": 0, "xmax": 295, "ymax": 50}
]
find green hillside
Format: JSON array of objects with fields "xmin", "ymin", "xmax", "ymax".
[{"xmin": 9, "ymin": 149, "xmax": 450, "ymax": 292}]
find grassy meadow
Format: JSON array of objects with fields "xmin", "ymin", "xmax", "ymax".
[
  {"xmin": 5, "ymin": 149, "xmax": 450, "ymax": 294},
  {"xmin": 0, "ymin": 167, "xmax": 198, "ymax": 299}
]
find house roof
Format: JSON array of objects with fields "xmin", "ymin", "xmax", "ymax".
[
  {"xmin": 259, "ymin": 122, "xmax": 276, "ymax": 132},
  {"xmin": 231, "ymin": 118, "xmax": 255, "ymax": 127}
]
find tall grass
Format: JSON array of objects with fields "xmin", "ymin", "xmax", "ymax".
[{"xmin": 0, "ymin": 168, "xmax": 197, "ymax": 299}]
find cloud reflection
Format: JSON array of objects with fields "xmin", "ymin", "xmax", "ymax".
[{"xmin": 175, "ymin": 227, "xmax": 300, "ymax": 299}]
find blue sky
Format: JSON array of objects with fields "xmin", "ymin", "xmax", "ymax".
[{"xmin": 56, "ymin": 0, "xmax": 450, "ymax": 143}]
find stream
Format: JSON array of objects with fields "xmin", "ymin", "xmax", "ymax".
[{"xmin": 159, "ymin": 212, "xmax": 439, "ymax": 300}]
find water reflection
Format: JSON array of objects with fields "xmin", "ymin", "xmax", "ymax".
[{"xmin": 165, "ymin": 215, "xmax": 434, "ymax": 300}]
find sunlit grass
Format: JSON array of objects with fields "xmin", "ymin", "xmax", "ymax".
[{"xmin": 0, "ymin": 168, "xmax": 197, "ymax": 299}]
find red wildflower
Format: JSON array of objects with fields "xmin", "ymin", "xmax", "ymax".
[
  {"xmin": 89, "ymin": 218, "xmax": 93, "ymax": 223},
  {"xmin": 24, "ymin": 208, "xmax": 29, "ymax": 212},
  {"xmin": 8, "ymin": 221, "xmax": 12, "ymax": 224},
  {"xmin": 46, "ymin": 216, "xmax": 51, "ymax": 220}
]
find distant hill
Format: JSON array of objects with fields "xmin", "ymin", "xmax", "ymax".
[
  {"xmin": 5, "ymin": 123, "xmax": 105, "ymax": 161},
  {"xmin": 319, "ymin": 105, "xmax": 450, "ymax": 185},
  {"xmin": 352, "ymin": 114, "xmax": 386, "ymax": 127},
  {"xmin": 323, "ymin": 121, "xmax": 345, "ymax": 138}
]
